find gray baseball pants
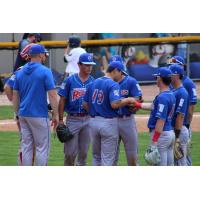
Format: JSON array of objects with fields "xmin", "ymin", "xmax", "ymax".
[
  {"xmin": 150, "ymin": 130, "xmax": 175, "ymax": 166},
  {"xmin": 64, "ymin": 115, "xmax": 90, "ymax": 166},
  {"xmin": 89, "ymin": 117, "xmax": 119, "ymax": 166},
  {"xmin": 114, "ymin": 115, "xmax": 138, "ymax": 166},
  {"xmin": 175, "ymin": 126, "xmax": 189, "ymax": 166},
  {"xmin": 19, "ymin": 117, "xmax": 51, "ymax": 166}
]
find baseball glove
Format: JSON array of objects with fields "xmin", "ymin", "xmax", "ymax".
[
  {"xmin": 144, "ymin": 145, "xmax": 161, "ymax": 166},
  {"xmin": 174, "ymin": 140, "xmax": 184, "ymax": 160},
  {"xmin": 56, "ymin": 124, "xmax": 73, "ymax": 143}
]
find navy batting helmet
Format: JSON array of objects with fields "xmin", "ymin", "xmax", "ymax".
[{"xmin": 68, "ymin": 35, "xmax": 81, "ymax": 48}]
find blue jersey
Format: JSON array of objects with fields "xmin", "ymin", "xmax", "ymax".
[
  {"xmin": 84, "ymin": 76, "xmax": 121, "ymax": 118},
  {"xmin": 172, "ymin": 86, "xmax": 189, "ymax": 127},
  {"xmin": 182, "ymin": 76, "xmax": 197, "ymax": 105},
  {"xmin": 6, "ymin": 73, "xmax": 16, "ymax": 89},
  {"xmin": 58, "ymin": 74, "xmax": 94, "ymax": 114},
  {"xmin": 118, "ymin": 76, "xmax": 142, "ymax": 116},
  {"xmin": 13, "ymin": 62, "xmax": 55, "ymax": 117},
  {"xmin": 148, "ymin": 91, "xmax": 175, "ymax": 131}
]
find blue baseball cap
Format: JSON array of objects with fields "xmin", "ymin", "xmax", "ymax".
[
  {"xmin": 168, "ymin": 56, "xmax": 185, "ymax": 66},
  {"xmin": 153, "ymin": 67, "xmax": 172, "ymax": 78},
  {"xmin": 109, "ymin": 55, "xmax": 124, "ymax": 64},
  {"xmin": 79, "ymin": 53, "xmax": 96, "ymax": 65},
  {"xmin": 108, "ymin": 61, "xmax": 128, "ymax": 76},
  {"xmin": 29, "ymin": 44, "xmax": 48, "ymax": 55},
  {"xmin": 169, "ymin": 64, "xmax": 184, "ymax": 76}
]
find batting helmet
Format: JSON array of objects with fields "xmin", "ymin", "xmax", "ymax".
[
  {"xmin": 68, "ymin": 35, "xmax": 81, "ymax": 48},
  {"xmin": 56, "ymin": 124, "xmax": 73, "ymax": 143},
  {"xmin": 144, "ymin": 145, "xmax": 161, "ymax": 166}
]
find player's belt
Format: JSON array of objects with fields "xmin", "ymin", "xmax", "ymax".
[
  {"xmin": 118, "ymin": 114, "xmax": 131, "ymax": 118},
  {"xmin": 69, "ymin": 113, "xmax": 88, "ymax": 117}
]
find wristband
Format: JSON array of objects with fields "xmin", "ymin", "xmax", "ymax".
[
  {"xmin": 16, "ymin": 115, "xmax": 19, "ymax": 120},
  {"xmin": 152, "ymin": 131, "xmax": 161, "ymax": 142},
  {"xmin": 174, "ymin": 129, "xmax": 181, "ymax": 138},
  {"xmin": 134, "ymin": 101, "xmax": 142, "ymax": 109}
]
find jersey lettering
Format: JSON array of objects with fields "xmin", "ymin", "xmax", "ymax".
[
  {"xmin": 92, "ymin": 89, "xmax": 104, "ymax": 105},
  {"xmin": 121, "ymin": 90, "xmax": 129, "ymax": 96},
  {"xmin": 192, "ymin": 88, "xmax": 197, "ymax": 97},
  {"xmin": 72, "ymin": 88, "xmax": 86, "ymax": 101},
  {"xmin": 158, "ymin": 104, "xmax": 164, "ymax": 112},
  {"xmin": 179, "ymin": 98, "xmax": 184, "ymax": 107},
  {"xmin": 97, "ymin": 90, "xmax": 104, "ymax": 104}
]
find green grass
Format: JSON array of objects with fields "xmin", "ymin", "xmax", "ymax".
[
  {"xmin": 0, "ymin": 105, "xmax": 14, "ymax": 120},
  {"xmin": 1, "ymin": 100, "xmax": 199, "ymax": 120},
  {"xmin": 0, "ymin": 131, "xmax": 200, "ymax": 166},
  {"xmin": 195, "ymin": 99, "xmax": 200, "ymax": 113}
]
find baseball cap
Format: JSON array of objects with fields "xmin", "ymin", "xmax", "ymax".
[
  {"xmin": 29, "ymin": 44, "xmax": 48, "ymax": 55},
  {"xmin": 168, "ymin": 56, "xmax": 185, "ymax": 66},
  {"xmin": 109, "ymin": 55, "xmax": 124, "ymax": 64},
  {"xmin": 153, "ymin": 67, "xmax": 172, "ymax": 78},
  {"xmin": 79, "ymin": 53, "xmax": 96, "ymax": 65},
  {"xmin": 108, "ymin": 61, "xmax": 128, "ymax": 76},
  {"xmin": 169, "ymin": 64, "xmax": 184, "ymax": 76}
]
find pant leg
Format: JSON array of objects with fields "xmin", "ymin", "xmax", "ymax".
[
  {"xmin": 167, "ymin": 131, "xmax": 175, "ymax": 166},
  {"xmin": 77, "ymin": 117, "xmax": 91, "ymax": 166},
  {"xmin": 19, "ymin": 117, "xmax": 34, "ymax": 166},
  {"xmin": 118, "ymin": 116, "xmax": 138, "ymax": 166},
  {"xmin": 177, "ymin": 126, "xmax": 189, "ymax": 166},
  {"xmin": 64, "ymin": 116, "xmax": 82, "ymax": 166},
  {"xmin": 151, "ymin": 130, "xmax": 174, "ymax": 166},
  {"xmin": 89, "ymin": 118, "xmax": 101, "ymax": 166},
  {"xmin": 25, "ymin": 117, "xmax": 51, "ymax": 166},
  {"xmin": 100, "ymin": 118, "xmax": 119, "ymax": 166},
  {"xmin": 186, "ymin": 127, "xmax": 192, "ymax": 166},
  {"xmin": 113, "ymin": 136, "xmax": 121, "ymax": 166}
]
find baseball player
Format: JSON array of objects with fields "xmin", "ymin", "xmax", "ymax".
[
  {"xmin": 13, "ymin": 44, "xmax": 58, "ymax": 166},
  {"xmin": 109, "ymin": 55, "xmax": 143, "ymax": 166},
  {"xmin": 169, "ymin": 64, "xmax": 189, "ymax": 166},
  {"xmin": 58, "ymin": 53, "xmax": 95, "ymax": 166},
  {"xmin": 64, "ymin": 35, "xmax": 86, "ymax": 77},
  {"xmin": 168, "ymin": 56, "xmax": 198, "ymax": 165},
  {"xmin": 133, "ymin": 67, "xmax": 176, "ymax": 166},
  {"xmin": 83, "ymin": 61, "xmax": 137, "ymax": 166},
  {"xmin": 14, "ymin": 33, "xmax": 40, "ymax": 72}
]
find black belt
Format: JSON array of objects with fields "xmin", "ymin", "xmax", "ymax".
[
  {"xmin": 118, "ymin": 114, "xmax": 131, "ymax": 118},
  {"xmin": 91, "ymin": 116, "xmax": 115, "ymax": 119},
  {"xmin": 69, "ymin": 113, "xmax": 88, "ymax": 117}
]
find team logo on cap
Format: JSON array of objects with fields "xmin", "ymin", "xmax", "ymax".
[
  {"xmin": 72, "ymin": 88, "xmax": 86, "ymax": 101},
  {"xmin": 112, "ymin": 57, "xmax": 117, "ymax": 61},
  {"xmin": 88, "ymin": 55, "xmax": 92, "ymax": 61}
]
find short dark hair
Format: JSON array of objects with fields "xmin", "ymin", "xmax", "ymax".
[
  {"xmin": 106, "ymin": 67, "xmax": 121, "ymax": 74},
  {"xmin": 161, "ymin": 77, "xmax": 171, "ymax": 86}
]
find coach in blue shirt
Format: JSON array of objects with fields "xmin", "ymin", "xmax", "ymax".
[{"xmin": 13, "ymin": 44, "xmax": 58, "ymax": 166}]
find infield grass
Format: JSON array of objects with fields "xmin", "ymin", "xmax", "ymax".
[
  {"xmin": 0, "ymin": 131, "xmax": 200, "ymax": 166},
  {"xmin": 1, "ymin": 99, "xmax": 200, "ymax": 120}
]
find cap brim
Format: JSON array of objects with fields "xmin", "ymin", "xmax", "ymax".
[
  {"xmin": 152, "ymin": 73, "xmax": 159, "ymax": 77},
  {"xmin": 81, "ymin": 62, "xmax": 96, "ymax": 65},
  {"xmin": 122, "ymin": 70, "xmax": 128, "ymax": 76}
]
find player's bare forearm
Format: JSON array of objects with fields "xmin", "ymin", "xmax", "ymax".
[
  {"xmin": 12, "ymin": 90, "xmax": 19, "ymax": 115},
  {"xmin": 58, "ymin": 96, "xmax": 66, "ymax": 122},
  {"xmin": 175, "ymin": 113, "xmax": 184, "ymax": 130},
  {"xmin": 4, "ymin": 84, "xmax": 13, "ymax": 102},
  {"xmin": 141, "ymin": 102, "xmax": 153, "ymax": 110},
  {"xmin": 188, "ymin": 105, "xmax": 195, "ymax": 124},
  {"xmin": 111, "ymin": 97, "xmax": 136, "ymax": 109},
  {"xmin": 48, "ymin": 89, "xmax": 58, "ymax": 117},
  {"xmin": 155, "ymin": 119, "xmax": 165, "ymax": 133}
]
